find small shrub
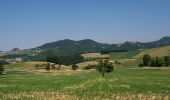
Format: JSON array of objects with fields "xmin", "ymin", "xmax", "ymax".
[
  {"xmin": 72, "ymin": 64, "xmax": 78, "ymax": 70},
  {"xmin": 115, "ymin": 61, "xmax": 121, "ymax": 65},
  {"xmin": 51, "ymin": 64, "xmax": 56, "ymax": 70},
  {"xmin": 34, "ymin": 64, "xmax": 40, "ymax": 69},
  {"xmin": 83, "ymin": 64, "xmax": 96, "ymax": 70},
  {"xmin": 139, "ymin": 63, "xmax": 144, "ymax": 67},
  {"xmin": 45, "ymin": 63, "xmax": 51, "ymax": 72},
  {"xmin": 56, "ymin": 65, "xmax": 61, "ymax": 70}
]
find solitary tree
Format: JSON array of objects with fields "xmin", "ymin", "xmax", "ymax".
[
  {"xmin": 164, "ymin": 56, "xmax": 170, "ymax": 66},
  {"xmin": 96, "ymin": 60, "xmax": 114, "ymax": 78},
  {"xmin": 143, "ymin": 54, "xmax": 151, "ymax": 66}
]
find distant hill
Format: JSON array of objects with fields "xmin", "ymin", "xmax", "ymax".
[
  {"xmin": 118, "ymin": 36, "xmax": 170, "ymax": 50},
  {"xmin": 38, "ymin": 36, "xmax": 170, "ymax": 51},
  {"xmin": 2, "ymin": 36, "xmax": 170, "ymax": 61},
  {"xmin": 37, "ymin": 39, "xmax": 111, "ymax": 51},
  {"xmin": 6, "ymin": 48, "xmax": 21, "ymax": 55},
  {"xmin": 37, "ymin": 39, "xmax": 114, "ymax": 56},
  {"xmin": 29, "ymin": 36, "xmax": 170, "ymax": 60},
  {"xmin": 11, "ymin": 48, "xmax": 20, "ymax": 52}
]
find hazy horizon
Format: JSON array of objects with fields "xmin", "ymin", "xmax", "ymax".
[{"xmin": 1, "ymin": 0, "xmax": 170, "ymax": 51}]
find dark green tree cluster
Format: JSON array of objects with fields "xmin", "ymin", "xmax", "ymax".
[
  {"xmin": 0, "ymin": 61, "xmax": 4, "ymax": 75},
  {"xmin": 100, "ymin": 50, "xmax": 111, "ymax": 54},
  {"xmin": 143, "ymin": 54, "xmax": 151, "ymax": 66},
  {"xmin": 96, "ymin": 60, "xmax": 114, "ymax": 78},
  {"xmin": 0, "ymin": 60, "xmax": 8, "ymax": 74},
  {"xmin": 100, "ymin": 49, "xmax": 128, "ymax": 54},
  {"xmin": 164, "ymin": 56, "xmax": 170, "ymax": 66},
  {"xmin": 46, "ymin": 54, "xmax": 84, "ymax": 65},
  {"xmin": 46, "ymin": 56, "xmax": 59, "ymax": 64},
  {"xmin": 140, "ymin": 54, "xmax": 170, "ymax": 67},
  {"xmin": 151, "ymin": 57, "xmax": 165, "ymax": 67}
]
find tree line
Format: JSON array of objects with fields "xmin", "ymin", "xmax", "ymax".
[
  {"xmin": 100, "ymin": 49, "xmax": 128, "ymax": 54},
  {"xmin": 46, "ymin": 54, "xmax": 84, "ymax": 65},
  {"xmin": 140, "ymin": 54, "xmax": 170, "ymax": 67}
]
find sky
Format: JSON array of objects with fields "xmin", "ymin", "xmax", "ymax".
[{"xmin": 0, "ymin": 0, "xmax": 170, "ymax": 51}]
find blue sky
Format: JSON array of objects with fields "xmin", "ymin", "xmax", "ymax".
[{"xmin": 0, "ymin": 0, "xmax": 170, "ymax": 51}]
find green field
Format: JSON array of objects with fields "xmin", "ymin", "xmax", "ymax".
[
  {"xmin": 0, "ymin": 66, "xmax": 170, "ymax": 99},
  {"xmin": 110, "ymin": 50, "xmax": 141, "ymax": 59},
  {"xmin": 119, "ymin": 59, "xmax": 140, "ymax": 68}
]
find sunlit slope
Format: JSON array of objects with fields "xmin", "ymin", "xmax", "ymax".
[{"xmin": 135, "ymin": 45, "xmax": 170, "ymax": 58}]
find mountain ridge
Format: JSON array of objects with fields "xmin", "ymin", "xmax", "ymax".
[
  {"xmin": 37, "ymin": 36, "xmax": 170, "ymax": 50},
  {"xmin": 2, "ymin": 36, "xmax": 170, "ymax": 61}
]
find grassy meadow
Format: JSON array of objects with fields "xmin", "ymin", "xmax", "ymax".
[
  {"xmin": 1, "ymin": 49, "xmax": 170, "ymax": 100},
  {"xmin": 135, "ymin": 46, "xmax": 170, "ymax": 58},
  {"xmin": 110, "ymin": 50, "xmax": 141, "ymax": 59},
  {"xmin": 0, "ymin": 64, "xmax": 170, "ymax": 100}
]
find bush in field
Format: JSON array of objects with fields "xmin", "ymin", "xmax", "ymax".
[
  {"xmin": 45, "ymin": 63, "xmax": 51, "ymax": 72},
  {"xmin": 83, "ymin": 64, "xmax": 96, "ymax": 70},
  {"xmin": 0, "ymin": 63, "xmax": 4, "ymax": 75},
  {"xmin": 96, "ymin": 60, "xmax": 114, "ymax": 78},
  {"xmin": 72, "ymin": 64, "xmax": 78, "ymax": 70},
  {"xmin": 51, "ymin": 64, "xmax": 56, "ymax": 70},
  {"xmin": 139, "ymin": 63, "xmax": 144, "ymax": 67},
  {"xmin": 34, "ymin": 64, "xmax": 40, "ymax": 69},
  {"xmin": 56, "ymin": 65, "xmax": 61, "ymax": 70},
  {"xmin": 164, "ymin": 56, "xmax": 170, "ymax": 66}
]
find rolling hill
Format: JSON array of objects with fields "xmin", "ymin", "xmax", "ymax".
[
  {"xmin": 2, "ymin": 36, "xmax": 170, "ymax": 61},
  {"xmin": 32, "ymin": 36, "xmax": 170, "ymax": 60},
  {"xmin": 117, "ymin": 36, "xmax": 170, "ymax": 50},
  {"xmin": 135, "ymin": 45, "xmax": 170, "ymax": 58},
  {"xmin": 37, "ymin": 36, "xmax": 170, "ymax": 51}
]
